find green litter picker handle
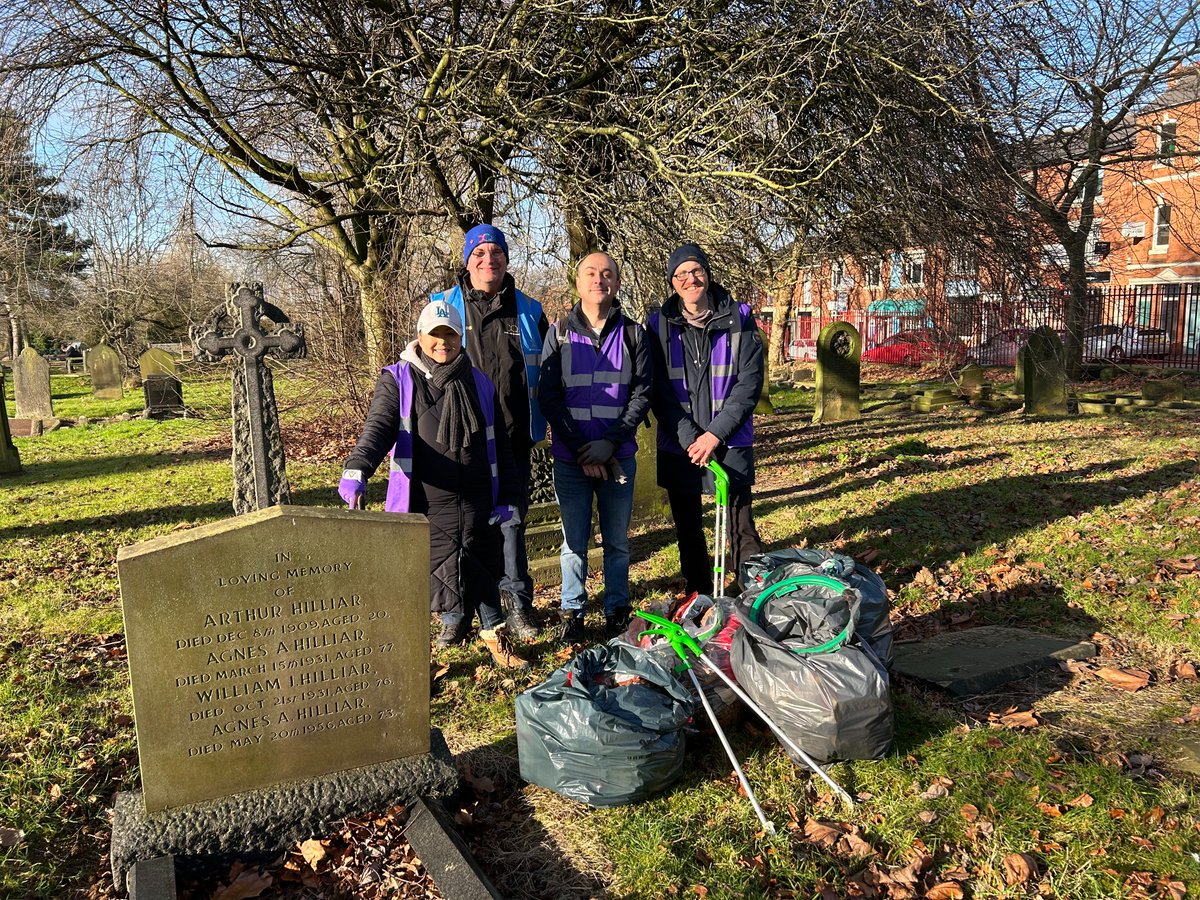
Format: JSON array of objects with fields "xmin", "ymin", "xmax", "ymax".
[
  {"xmin": 705, "ymin": 460, "xmax": 729, "ymax": 507},
  {"xmin": 637, "ymin": 611, "xmax": 703, "ymax": 670}
]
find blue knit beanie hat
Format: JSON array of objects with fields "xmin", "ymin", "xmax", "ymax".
[
  {"xmin": 463, "ymin": 225, "xmax": 509, "ymax": 263},
  {"xmin": 667, "ymin": 243, "xmax": 711, "ymax": 286}
]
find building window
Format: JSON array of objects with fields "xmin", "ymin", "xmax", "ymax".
[
  {"xmin": 1154, "ymin": 203, "xmax": 1171, "ymax": 248},
  {"xmin": 830, "ymin": 259, "xmax": 845, "ymax": 289},
  {"xmin": 864, "ymin": 258, "xmax": 882, "ymax": 288},
  {"xmin": 902, "ymin": 251, "xmax": 925, "ymax": 286},
  {"xmin": 1070, "ymin": 164, "xmax": 1103, "ymax": 201},
  {"xmin": 949, "ymin": 252, "xmax": 977, "ymax": 277},
  {"xmin": 1159, "ymin": 121, "xmax": 1178, "ymax": 163}
]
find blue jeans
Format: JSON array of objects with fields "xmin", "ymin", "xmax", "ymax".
[
  {"xmin": 554, "ymin": 457, "xmax": 637, "ymax": 615},
  {"xmin": 499, "ymin": 453, "xmax": 534, "ymax": 609}
]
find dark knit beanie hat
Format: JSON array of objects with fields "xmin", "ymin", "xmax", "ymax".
[{"xmin": 666, "ymin": 243, "xmax": 711, "ymax": 286}]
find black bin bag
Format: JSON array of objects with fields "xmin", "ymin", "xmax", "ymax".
[
  {"xmin": 515, "ymin": 640, "xmax": 695, "ymax": 807},
  {"xmin": 739, "ymin": 547, "xmax": 894, "ymax": 667},
  {"xmin": 731, "ymin": 573, "xmax": 893, "ymax": 764}
]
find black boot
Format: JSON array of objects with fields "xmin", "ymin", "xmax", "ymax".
[
  {"xmin": 501, "ymin": 590, "xmax": 539, "ymax": 641},
  {"xmin": 559, "ymin": 610, "xmax": 585, "ymax": 646},
  {"xmin": 435, "ymin": 615, "xmax": 471, "ymax": 648},
  {"xmin": 604, "ymin": 606, "xmax": 632, "ymax": 637}
]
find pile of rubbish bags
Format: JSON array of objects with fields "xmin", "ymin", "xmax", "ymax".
[{"xmin": 515, "ymin": 546, "xmax": 896, "ymax": 807}]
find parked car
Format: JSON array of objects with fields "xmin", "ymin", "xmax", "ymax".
[
  {"xmin": 1082, "ymin": 324, "xmax": 1169, "ymax": 362},
  {"xmin": 966, "ymin": 328, "xmax": 1032, "ymax": 367},
  {"xmin": 861, "ymin": 329, "xmax": 967, "ymax": 366},
  {"xmin": 787, "ymin": 338, "xmax": 817, "ymax": 362}
]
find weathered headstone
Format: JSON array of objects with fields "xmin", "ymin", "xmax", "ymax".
[
  {"xmin": 0, "ymin": 371, "xmax": 20, "ymax": 475},
  {"xmin": 892, "ymin": 626, "xmax": 1096, "ymax": 696},
  {"xmin": 191, "ymin": 283, "xmax": 306, "ymax": 514},
  {"xmin": 139, "ymin": 347, "xmax": 178, "ymax": 379},
  {"xmin": 812, "ymin": 321, "xmax": 862, "ymax": 424},
  {"xmin": 1143, "ymin": 379, "xmax": 1185, "ymax": 403},
  {"xmin": 957, "ymin": 364, "xmax": 986, "ymax": 401},
  {"xmin": 13, "ymin": 347, "xmax": 53, "ymax": 419},
  {"xmin": 110, "ymin": 505, "xmax": 456, "ymax": 890},
  {"xmin": 1020, "ymin": 326, "xmax": 1068, "ymax": 416},
  {"xmin": 90, "ymin": 344, "xmax": 125, "ymax": 400},
  {"xmin": 143, "ymin": 375, "xmax": 185, "ymax": 420}
]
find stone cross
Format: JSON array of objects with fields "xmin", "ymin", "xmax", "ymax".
[
  {"xmin": 191, "ymin": 283, "xmax": 306, "ymax": 514},
  {"xmin": 812, "ymin": 321, "xmax": 862, "ymax": 424}
]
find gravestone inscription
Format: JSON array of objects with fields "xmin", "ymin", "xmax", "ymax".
[
  {"xmin": 143, "ymin": 375, "xmax": 185, "ymax": 420},
  {"xmin": 191, "ymin": 283, "xmax": 306, "ymax": 514},
  {"xmin": 90, "ymin": 344, "xmax": 125, "ymax": 400},
  {"xmin": 14, "ymin": 347, "xmax": 53, "ymax": 420},
  {"xmin": 812, "ymin": 321, "xmax": 862, "ymax": 424},
  {"xmin": 118, "ymin": 505, "xmax": 431, "ymax": 812}
]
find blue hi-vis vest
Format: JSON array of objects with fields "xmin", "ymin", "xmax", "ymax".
[{"xmin": 431, "ymin": 284, "xmax": 546, "ymax": 443}]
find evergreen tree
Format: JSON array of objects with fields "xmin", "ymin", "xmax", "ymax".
[{"xmin": 0, "ymin": 109, "xmax": 89, "ymax": 354}]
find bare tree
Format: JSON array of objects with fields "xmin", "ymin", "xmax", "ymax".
[{"xmin": 967, "ymin": 0, "xmax": 1200, "ymax": 374}]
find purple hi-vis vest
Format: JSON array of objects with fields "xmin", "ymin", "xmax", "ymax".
[
  {"xmin": 550, "ymin": 316, "xmax": 637, "ymax": 462},
  {"xmin": 381, "ymin": 362, "xmax": 499, "ymax": 513},
  {"xmin": 649, "ymin": 302, "xmax": 755, "ymax": 451}
]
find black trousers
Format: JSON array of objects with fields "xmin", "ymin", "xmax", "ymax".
[{"xmin": 667, "ymin": 485, "xmax": 763, "ymax": 596}]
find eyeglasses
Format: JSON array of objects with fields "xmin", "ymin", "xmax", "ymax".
[
  {"xmin": 672, "ymin": 266, "xmax": 707, "ymax": 284},
  {"xmin": 470, "ymin": 246, "xmax": 506, "ymax": 261}
]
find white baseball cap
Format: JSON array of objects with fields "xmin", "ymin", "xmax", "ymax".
[{"xmin": 416, "ymin": 300, "xmax": 463, "ymax": 336}]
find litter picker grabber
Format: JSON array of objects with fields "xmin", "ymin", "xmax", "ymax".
[
  {"xmin": 706, "ymin": 460, "xmax": 730, "ymax": 599},
  {"xmin": 639, "ymin": 611, "xmax": 856, "ymax": 813}
]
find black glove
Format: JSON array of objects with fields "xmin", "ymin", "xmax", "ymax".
[{"xmin": 578, "ymin": 439, "xmax": 616, "ymax": 465}]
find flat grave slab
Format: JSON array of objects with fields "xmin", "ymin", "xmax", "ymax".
[{"xmin": 892, "ymin": 625, "xmax": 1097, "ymax": 696}]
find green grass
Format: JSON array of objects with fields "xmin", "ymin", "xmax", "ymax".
[{"xmin": 3, "ymin": 367, "xmax": 1200, "ymax": 898}]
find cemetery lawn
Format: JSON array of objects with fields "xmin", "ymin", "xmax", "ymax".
[{"xmin": 3, "ymin": 367, "xmax": 1200, "ymax": 899}]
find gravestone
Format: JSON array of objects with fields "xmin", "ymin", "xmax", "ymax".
[
  {"xmin": 143, "ymin": 375, "xmax": 185, "ymax": 420},
  {"xmin": 1020, "ymin": 327, "xmax": 1067, "ymax": 416},
  {"xmin": 957, "ymin": 364, "xmax": 986, "ymax": 401},
  {"xmin": 13, "ymin": 347, "xmax": 53, "ymax": 420},
  {"xmin": 110, "ymin": 505, "xmax": 456, "ymax": 890},
  {"xmin": 191, "ymin": 283, "xmax": 306, "ymax": 514},
  {"xmin": 892, "ymin": 625, "xmax": 1096, "ymax": 696},
  {"xmin": 812, "ymin": 321, "xmax": 862, "ymax": 424},
  {"xmin": 139, "ymin": 347, "xmax": 179, "ymax": 379},
  {"xmin": 82, "ymin": 347, "xmax": 93, "ymax": 374},
  {"xmin": 0, "ymin": 371, "xmax": 20, "ymax": 475},
  {"xmin": 90, "ymin": 344, "xmax": 125, "ymax": 400},
  {"xmin": 1143, "ymin": 379, "xmax": 1185, "ymax": 403}
]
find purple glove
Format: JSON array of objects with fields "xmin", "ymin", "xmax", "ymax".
[
  {"xmin": 339, "ymin": 469, "xmax": 366, "ymax": 509},
  {"xmin": 489, "ymin": 504, "xmax": 516, "ymax": 526}
]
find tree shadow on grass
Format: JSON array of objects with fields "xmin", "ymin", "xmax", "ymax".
[
  {"xmin": 5, "ymin": 444, "xmax": 231, "ymax": 488},
  {"xmin": 758, "ymin": 457, "xmax": 1194, "ymax": 573},
  {"xmin": 0, "ymin": 486, "xmax": 340, "ymax": 543}
]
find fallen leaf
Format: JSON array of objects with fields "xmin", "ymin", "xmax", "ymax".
[
  {"xmin": 48, "ymin": 784, "xmax": 62, "ymax": 800},
  {"xmin": 213, "ymin": 870, "xmax": 273, "ymax": 900},
  {"xmin": 917, "ymin": 810, "xmax": 939, "ymax": 824},
  {"xmin": 959, "ymin": 804, "xmax": 979, "ymax": 822},
  {"xmin": 1163, "ymin": 880, "xmax": 1187, "ymax": 900},
  {"xmin": 925, "ymin": 883, "xmax": 965, "ymax": 900},
  {"xmin": 1170, "ymin": 661, "xmax": 1198, "ymax": 681},
  {"xmin": 692, "ymin": 886, "xmax": 709, "ymax": 898},
  {"xmin": 999, "ymin": 708, "xmax": 1040, "ymax": 729},
  {"xmin": 920, "ymin": 783, "xmax": 950, "ymax": 800},
  {"xmin": 0, "ymin": 828, "xmax": 23, "ymax": 849},
  {"xmin": 1066, "ymin": 793, "xmax": 1094, "ymax": 808},
  {"xmin": 803, "ymin": 819, "xmax": 846, "ymax": 848},
  {"xmin": 298, "ymin": 838, "xmax": 326, "ymax": 870},
  {"xmin": 1095, "ymin": 666, "xmax": 1151, "ymax": 692},
  {"xmin": 1129, "ymin": 836, "xmax": 1154, "ymax": 849},
  {"xmin": 1003, "ymin": 852, "xmax": 1039, "ymax": 886},
  {"xmin": 1037, "ymin": 802, "xmax": 1064, "ymax": 818}
]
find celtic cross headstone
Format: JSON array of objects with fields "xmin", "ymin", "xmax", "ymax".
[{"xmin": 191, "ymin": 283, "xmax": 306, "ymax": 514}]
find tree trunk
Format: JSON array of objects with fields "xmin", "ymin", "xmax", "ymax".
[
  {"xmin": 767, "ymin": 243, "xmax": 805, "ymax": 367},
  {"xmin": 1062, "ymin": 240, "xmax": 1090, "ymax": 381},
  {"xmin": 565, "ymin": 204, "xmax": 612, "ymax": 279},
  {"xmin": 357, "ymin": 272, "xmax": 394, "ymax": 373}
]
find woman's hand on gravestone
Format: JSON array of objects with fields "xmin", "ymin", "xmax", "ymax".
[{"xmin": 339, "ymin": 469, "xmax": 366, "ymax": 509}]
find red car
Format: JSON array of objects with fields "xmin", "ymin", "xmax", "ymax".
[{"xmin": 862, "ymin": 329, "xmax": 967, "ymax": 366}]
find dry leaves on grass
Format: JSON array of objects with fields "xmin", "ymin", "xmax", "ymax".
[
  {"xmin": 1002, "ymin": 852, "xmax": 1039, "ymax": 886},
  {"xmin": 925, "ymin": 883, "xmax": 965, "ymax": 900},
  {"xmin": 918, "ymin": 776, "xmax": 954, "ymax": 800},
  {"xmin": 801, "ymin": 818, "xmax": 875, "ymax": 857},
  {"xmin": 212, "ymin": 867, "xmax": 274, "ymax": 900},
  {"xmin": 989, "ymin": 707, "xmax": 1041, "ymax": 729},
  {"xmin": 1095, "ymin": 666, "xmax": 1152, "ymax": 692}
]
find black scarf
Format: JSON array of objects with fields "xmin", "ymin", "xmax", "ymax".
[{"xmin": 422, "ymin": 350, "xmax": 482, "ymax": 449}]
